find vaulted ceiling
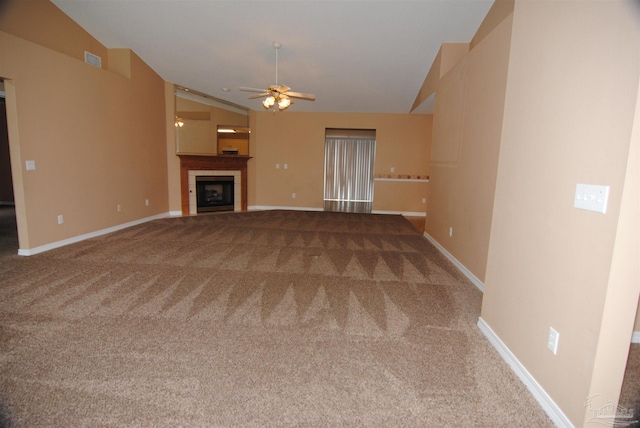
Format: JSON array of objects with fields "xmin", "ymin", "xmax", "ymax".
[{"xmin": 51, "ymin": 0, "xmax": 493, "ymax": 114}]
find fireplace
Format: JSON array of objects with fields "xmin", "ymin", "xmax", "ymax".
[
  {"xmin": 195, "ymin": 176, "xmax": 234, "ymax": 212},
  {"xmin": 178, "ymin": 155, "xmax": 250, "ymax": 215}
]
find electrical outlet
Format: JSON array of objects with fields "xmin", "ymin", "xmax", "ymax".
[
  {"xmin": 145, "ymin": 199, "xmax": 149, "ymax": 206},
  {"xmin": 449, "ymin": 227, "xmax": 453, "ymax": 237},
  {"xmin": 276, "ymin": 163, "xmax": 280, "ymax": 169},
  {"xmin": 292, "ymin": 193, "xmax": 296, "ymax": 199},
  {"xmin": 421, "ymin": 198, "xmax": 426, "ymax": 204},
  {"xmin": 547, "ymin": 327, "xmax": 560, "ymax": 355},
  {"xmin": 390, "ymin": 167, "xmax": 395, "ymax": 173},
  {"xmin": 57, "ymin": 215, "xmax": 64, "ymax": 225},
  {"xmin": 117, "ymin": 204, "xmax": 122, "ymax": 212},
  {"xmin": 25, "ymin": 160, "xmax": 36, "ymax": 171},
  {"xmin": 284, "ymin": 163, "xmax": 288, "ymax": 170}
]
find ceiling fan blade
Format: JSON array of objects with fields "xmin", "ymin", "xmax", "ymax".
[
  {"xmin": 285, "ymin": 91, "xmax": 316, "ymax": 101},
  {"xmin": 248, "ymin": 93, "xmax": 270, "ymax": 99},
  {"xmin": 239, "ymin": 86, "xmax": 269, "ymax": 93}
]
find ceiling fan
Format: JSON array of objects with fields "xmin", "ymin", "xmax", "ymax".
[{"xmin": 240, "ymin": 42, "xmax": 316, "ymax": 111}]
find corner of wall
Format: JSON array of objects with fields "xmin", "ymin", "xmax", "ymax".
[
  {"xmin": 470, "ymin": 0, "xmax": 515, "ymax": 50},
  {"xmin": 108, "ymin": 48, "xmax": 132, "ymax": 79},
  {"xmin": 439, "ymin": 43, "xmax": 470, "ymax": 78},
  {"xmin": 411, "ymin": 48, "xmax": 442, "ymax": 112}
]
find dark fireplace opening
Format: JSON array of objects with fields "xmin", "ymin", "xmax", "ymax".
[{"xmin": 196, "ymin": 176, "xmax": 234, "ymax": 213}]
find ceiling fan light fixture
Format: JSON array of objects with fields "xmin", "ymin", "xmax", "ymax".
[
  {"xmin": 263, "ymin": 96, "xmax": 275, "ymax": 109},
  {"xmin": 277, "ymin": 96, "xmax": 291, "ymax": 110}
]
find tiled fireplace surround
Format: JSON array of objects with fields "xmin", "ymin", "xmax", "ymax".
[
  {"xmin": 188, "ymin": 171, "xmax": 240, "ymax": 214},
  {"xmin": 178, "ymin": 155, "xmax": 250, "ymax": 216}
]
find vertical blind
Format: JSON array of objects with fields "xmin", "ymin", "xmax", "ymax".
[{"xmin": 324, "ymin": 137, "xmax": 376, "ymax": 205}]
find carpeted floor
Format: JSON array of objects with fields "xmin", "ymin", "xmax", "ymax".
[
  {"xmin": 0, "ymin": 208, "xmax": 555, "ymax": 426},
  {"xmin": 620, "ymin": 344, "xmax": 640, "ymax": 427}
]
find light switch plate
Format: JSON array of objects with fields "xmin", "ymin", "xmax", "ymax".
[
  {"xmin": 547, "ymin": 327, "xmax": 560, "ymax": 355},
  {"xmin": 574, "ymin": 184, "xmax": 609, "ymax": 214},
  {"xmin": 25, "ymin": 160, "xmax": 36, "ymax": 171}
]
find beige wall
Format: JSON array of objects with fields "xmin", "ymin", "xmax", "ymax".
[
  {"xmin": 0, "ymin": 1, "xmax": 168, "ymax": 250},
  {"xmin": 426, "ymin": 0, "xmax": 639, "ymax": 425},
  {"xmin": 588, "ymin": 76, "xmax": 639, "ymax": 424},
  {"xmin": 480, "ymin": 1, "xmax": 639, "ymax": 426},
  {"xmin": 252, "ymin": 111, "xmax": 431, "ymax": 213},
  {"xmin": 425, "ymin": 10, "xmax": 513, "ymax": 281},
  {"xmin": 0, "ymin": 0, "xmax": 109, "ymax": 68}
]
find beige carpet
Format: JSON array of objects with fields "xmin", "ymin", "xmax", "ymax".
[
  {"xmin": 620, "ymin": 344, "xmax": 640, "ymax": 426},
  {"xmin": 0, "ymin": 209, "xmax": 553, "ymax": 426}
]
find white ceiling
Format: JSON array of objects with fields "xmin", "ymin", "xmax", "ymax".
[{"xmin": 51, "ymin": 0, "xmax": 493, "ymax": 114}]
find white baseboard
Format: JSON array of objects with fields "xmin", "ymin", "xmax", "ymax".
[
  {"xmin": 373, "ymin": 210, "xmax": 426, "ymax": 217},
  {"xmin": 631, "ymin": 332, "xmax": 640, "ymax": 344},
  {"xmin": 247, "ymin": 206, "xmax": 426, "ymax": 217},
  {"xmin": 248, "ymin": 205, "xmax": 324, "ymax": 212},
  {"xmin": 477, "ymin": 318, "xmax": 573, "ymax": 427},
  {"xmin": 422, "ymin": 232, "xmax": 485, "ymax": 292},
  {"xmin": 18, "ymin": 212, "xmax": 172, "ymax": 256},
  {"xmin": 168, "ymin": 210, "xmax": 183, "ymax": 217}
]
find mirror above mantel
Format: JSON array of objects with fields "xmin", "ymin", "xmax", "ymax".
[
  {"xmin": 216, "ymin": 126, "xmax": 250, "ymax": 156},
  {"xmin": 175, "ymin": 86, "xmax": 250, "ymax": 156}
]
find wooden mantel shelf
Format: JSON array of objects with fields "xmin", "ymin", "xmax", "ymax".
[{"xmin": 178, "ymin": 155, "xmax": 252, "ymax": 215}]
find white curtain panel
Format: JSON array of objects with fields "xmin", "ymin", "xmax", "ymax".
[{"xmin": 324, "ymin": 137, "xmax": 376, "ymax": 210}]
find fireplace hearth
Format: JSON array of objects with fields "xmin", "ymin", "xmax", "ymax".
[{"xmin": 196, "ymin": 176, "xmax": 234, "ymax": 212}]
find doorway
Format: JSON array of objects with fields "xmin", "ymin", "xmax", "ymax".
[
  {"xmin": 0, "ymin": 80, "xmax": 18, "ymax": 256},
  {"xmin": 323, "ymin": 129, "xmax": 376, "ymax": 213}
]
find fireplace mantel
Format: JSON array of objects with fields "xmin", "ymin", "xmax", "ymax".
[{"xmin": 178, "ymin": 155, "xmax": 251, "ymax": 215}]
